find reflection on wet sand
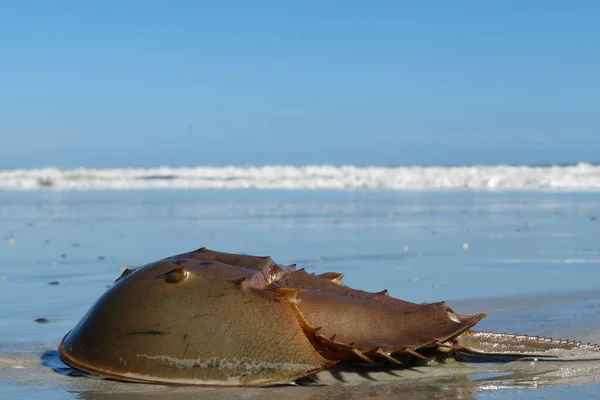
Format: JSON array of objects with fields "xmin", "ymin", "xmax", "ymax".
[{"xmin": 32, "ymin": 350, "xmax": 600, "ymax": 400}]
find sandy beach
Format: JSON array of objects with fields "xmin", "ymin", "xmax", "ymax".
[{"xmin": 1, "ymin": 189, "xmax": 600, "ymax": 399}]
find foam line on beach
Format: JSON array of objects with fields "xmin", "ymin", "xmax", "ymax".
[{"xmin": 1, "ymin": 163, "xmax": 600, "ymax": 190}]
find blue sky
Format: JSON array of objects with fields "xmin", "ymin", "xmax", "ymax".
[{"xmin": 1, "ymin": 1, "xmax": 599, "ymax": 168}]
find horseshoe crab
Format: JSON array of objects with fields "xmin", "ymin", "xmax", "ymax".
[{"xmin": 59, "ymin": 247, "xmax": 600, "ymax": 386}]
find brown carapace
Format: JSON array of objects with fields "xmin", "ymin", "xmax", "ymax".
[{"xmin": 59, "ymin": 247, "xmax": 600, "ymax": 386}]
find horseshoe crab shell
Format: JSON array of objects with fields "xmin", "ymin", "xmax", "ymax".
[{"xmin": 59, "ymin": 247, "xmax": 600, "ymax": 386}]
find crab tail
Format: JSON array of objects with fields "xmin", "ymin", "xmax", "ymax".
[{"xmin": 452, "ymin": 330, "xmax": 600, "ymax": 361}]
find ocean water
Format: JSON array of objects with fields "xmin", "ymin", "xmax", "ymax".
[{"xmin": 1, "ymin": 189, "xmax": 600, "ymax": 399}]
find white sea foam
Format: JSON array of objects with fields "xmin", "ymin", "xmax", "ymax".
[{"xmin": 1, "ymin": 163, "xmax": 599, "ymax": 191}]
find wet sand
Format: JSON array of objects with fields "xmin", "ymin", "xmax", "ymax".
[{"xmin": 1, "ymin": 190, "xmax": 599, "ymax": 399}]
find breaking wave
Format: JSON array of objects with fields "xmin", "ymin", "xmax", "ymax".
[{"xmin": 1, "ymin": 163, "xmax": 599, "ymax": 191}]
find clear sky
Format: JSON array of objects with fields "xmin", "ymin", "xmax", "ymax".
[{"xmin": 1, "ymin": 1, "xmax": 599, "ymax": 168}]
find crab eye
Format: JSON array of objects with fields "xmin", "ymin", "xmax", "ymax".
[{"xmin": 164, "ymin": 266, "xmax": 189, "ymax": 283}]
